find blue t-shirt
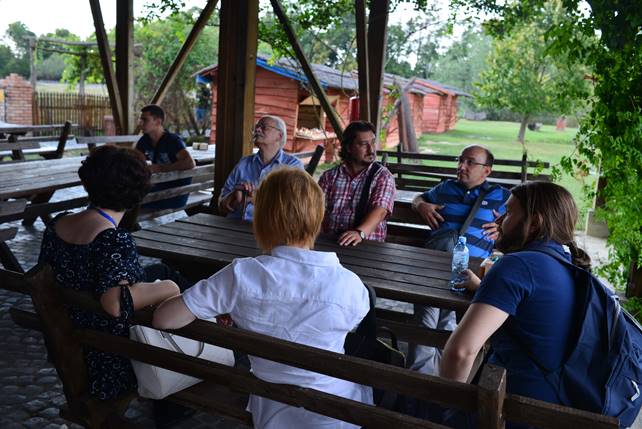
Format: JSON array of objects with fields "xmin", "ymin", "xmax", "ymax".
[
  {"xmin": 472, "ymin": 240, "xmax": 577, "ymax": 404},
  {"xmin": 422, "ymin": 179, "xmax": 510, "ymax": 258},
  {"xmin": 136, "ymin": 130, "xmax": 191, "ymax": 209},
  {"xmin": 221, "ymin": 150, "xmax": 303, "ymax": 221}
]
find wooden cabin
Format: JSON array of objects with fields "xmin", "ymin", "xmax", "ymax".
[{"xmin": 196, "ymin": 57, "xmax": 469, "ymax": 158}]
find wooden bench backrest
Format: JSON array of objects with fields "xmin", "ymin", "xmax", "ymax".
[
  {"xmin": 1, "ymin": 265, "xmax": 620, "ymax": 429},
  {"xmin": 76, "ymin": 135, "xmax": 141, "ymax": 150},
  {"xmin": 380, "ymin": 150, "xmax": 551, "ymax": 192}
]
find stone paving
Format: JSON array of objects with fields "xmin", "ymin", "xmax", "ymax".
[{"xmin": 1, "ymin": 185, "xmax": 631, "ymax": 428}]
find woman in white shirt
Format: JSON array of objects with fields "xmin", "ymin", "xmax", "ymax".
[{"xmin": 153, "ymin": 167, "xmax": 373, "ymax": 428}]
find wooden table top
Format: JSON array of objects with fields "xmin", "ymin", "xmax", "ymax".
[
  {"xmin": 133, "ymin": 213, "xmax": 475, "ymax": 312},
  {"xmin": 0, "ymin": 148, "xmax": 215, "ymax": 200},
  {"xmin": 0, "ymin": 123, "xmax": 69, "ymax": 135}
]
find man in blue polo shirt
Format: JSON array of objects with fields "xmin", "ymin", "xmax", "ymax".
[
  {"xmin": 136, "ymin": 104, "xmax": 196, "ymax": 209},
  {"xmin": 218, "ymin": 115, "xmax": 303, "ymax": 221},
  {"xmin": 407, "ymin": 144, "xmax": 510, "ymax": 377}
]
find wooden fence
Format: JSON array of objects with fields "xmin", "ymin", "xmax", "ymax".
[{"xmin": 33, "ymin": 92, "xmax": 111, "ymax": 135}]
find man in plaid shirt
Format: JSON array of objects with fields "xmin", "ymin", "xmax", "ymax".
[{"xmin": 318, "ymin": 121, "xmax": 396, "ymax": 245}]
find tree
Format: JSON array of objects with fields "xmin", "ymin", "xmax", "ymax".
[
  {"xmin": 2, "ymin": 21, "xmax": 35, "ymax": 77},
  {"xmin": 451, "ymin": 0, "xmax": 642, "ymax": 292},
  {"xmin": 474, "ymin": 1, "xmax": 591, "ymax": 150},
  {"xmin": 134, "ymin": 7, "xmax": 219, "ymax": 133}
]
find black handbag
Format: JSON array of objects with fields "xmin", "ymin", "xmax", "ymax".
[
  {"xmin": 344, "ymin": 283, "xmax": 405, "ymax": 409},
  {"xmin": 424, "ymin": 185, "xmax": 495, "ymax": 252}
]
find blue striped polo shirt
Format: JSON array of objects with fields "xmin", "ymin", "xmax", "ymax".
[{"xmin": 422, "ymin": 179, "xmax": 511, "ymax": 258}]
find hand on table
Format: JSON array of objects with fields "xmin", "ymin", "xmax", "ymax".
[
  {"xmin": 223, "ymin": 182, "xmax": 255, "ymax": 212},
  {"xmin": 338, "ymin": 230, "xmax": 363, "ymax": 247}
]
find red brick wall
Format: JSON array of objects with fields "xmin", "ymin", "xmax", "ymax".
[{"xmin": 0, "ymin": 74, "xmax": 33, "ymax": 125}]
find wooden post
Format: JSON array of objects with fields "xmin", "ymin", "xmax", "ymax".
[
  {"xmin": 214, "ymin": 0, "xmax": 259, "ymax": 200},
  {"xmin": 477, "ymin": 364, "xmax": 507, "ymax": 429},
  {"xmin": 150, "ymin": 0, "xmax": 219, "ymax": 106},
  {"xmin": 89, "ymin": 0, "xmax": 124, "ymax": 134},
  {"xmin": 270, "ymin": 0, "xmax": 344, "ymax": 141},
  {"xmin": 367, "ymin": 0, "xmax": 389, "ymax": 135},
  {"xmin": 355, "ymin": 0, "xmax": 370, "ymax": 122},
  {"xmin": 28, "ymin": 37, "xmax": 37, "ymax": 89},
  {"xmin": 116, "ymin": 0, "xmax": 134, "ymax": 134}
]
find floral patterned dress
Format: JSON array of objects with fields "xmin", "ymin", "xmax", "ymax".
[{"xmin": 39, "ymin": 214, "xmax": 145, "ymax": 400}]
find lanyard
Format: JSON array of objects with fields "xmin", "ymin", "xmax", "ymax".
[{"xmin": 90, "ymin": 206, "xmax": 118, "ymax": 228}]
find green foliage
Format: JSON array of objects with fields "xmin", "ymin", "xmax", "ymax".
[
  {"xmin": 623, "ymin": 297, "xmax": 642, "ymax": 325},
  {"xmin": 452, "ymin": 0, "xmax": 642, "ymax": 289},
  {"xmin": 474, "ymin": 1, "xmax": 591, "ymax": 142},
  {"xmin": 1, "ymin": 21, "xmax": 34, "ymax": 77},
  {"xmin": 134, "ymin": 7, "xmax": 219, "ymax": 132}
]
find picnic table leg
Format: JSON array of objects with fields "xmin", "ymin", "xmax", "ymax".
[
  {"xmin": 0, "ymin": 242, "xmax": 24, "ymax": 273},
  {"xmin": 22, "ymin": 191, "xmax": 55, "ymax": 226},
  {"xmin": 9, "ymin": 135, "xmax": 25, "ymax": 161}
]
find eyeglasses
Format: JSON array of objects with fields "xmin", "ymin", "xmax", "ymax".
[
  {"xmin": 254, "ymin": 122, "xmax": 280, "ymax": 133},
  {"xmin": 456, "ymin": 156, "xmax": 488, "ymax": 167}
]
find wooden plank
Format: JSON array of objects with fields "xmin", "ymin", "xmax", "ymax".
[
  {"xmin": 355, "ymin": 0, "xmax": 370, "ymax": 121},
  {"xmin": 0, "ymin": 227, "xmax": 18, "ymax": 242},
  {"xmin": 503, "ymin": 394, "xmax": 618, "ymax": 429},
  {"xmin": 150, "ymin": 0, "xmax": 219, "ymax": 106},
  {"xmin": 116, "ymin": 0, "xmax": 134, "ymax": 133},
  {"xmin": 89, "ymin": 0, "xmax": 124, "ymax": 133},
  {"xmin": 214, "ymin": 0, "xmax": 259, "ymax": 199},
  {"xmin": 367, "ymin": 0, "xmax": 389, "ymax": 133},
  {"xmin": 0, "ymin": 141, "xmax": 41, "ymax": 151},
  {"xmin": 0, "ymin": 199, "xmax": 27, "ymax": 218},
  {"xmin": 142, "ymin": 180, "xmax": 213, "ymax": 204},
  {"xmin": 379, "ymin": 150, "xmax": 550, "ymax": 169},
  {"xmin": 76, "ymin": 135, "xmax": 140, "ymax": 145},
  {"xmin": 477, "ymin": 364, "xmax": 507, "ymax": 429},
  {"xmin": 270, "ymin": 0, "xmax": 344, "ymax": 141}
]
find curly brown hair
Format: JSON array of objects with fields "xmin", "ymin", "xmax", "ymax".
[
  {"xmin": 78, "ymin": 145, "xmax": 151, "ymax": 211},
  {"xmin": 339, "ymin": 120, "xmax": 376, "ymax": 162}
]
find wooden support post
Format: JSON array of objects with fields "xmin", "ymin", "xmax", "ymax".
[
  {"xmin": 367, "ymin": 0, "xmax": 389, "ymax": 135},
  {"xmin": 214, "ymin": 0, "xmax": 259, "ymax": 200},
  {"xmin": 116, "ymin": 0, "xmax": 134, "ymax": 134},
  {"xmin": 151, "ymin": 0, "xmax": 219, "ymax": 106},
  {"xmin": 270, "ymin": 0, "xmax": 344, "ymax": 141},
  {"xmin": 355, "ymin": 0, "xmax": 370, "ymax": 122},
  {"xmin": 28, "ymin": 38, "xmax": 37, "ymax": 89},
  {"xmin": 478, "ymin": 364, "xmax": 507, "ymax": 429},
  {"xmin": 89, "ymin": 0, "xmax": 124, "ymax": 134}
]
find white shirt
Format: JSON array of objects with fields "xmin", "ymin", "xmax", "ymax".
[{"xmin": 182, "ymin": 246, "xmax": 373, "ymax": 429}]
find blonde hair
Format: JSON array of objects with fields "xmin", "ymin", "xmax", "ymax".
[{"xmin": 253, "ymin": 167, "xmax": 324, "ymax": 252}]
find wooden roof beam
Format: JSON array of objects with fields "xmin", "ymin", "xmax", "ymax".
[
  {"xmin": 116, "ymin": 0, "xmax": 134, "ymax": 133},
  {"xmin": 89, "ymin": 0, "xmax": 123, "ymax": 134},
  {"xmin": 213, "ymin": 0, "xmax": 259, "ymax": 200},
  {"xmin": 270, "ymin": 0, "xmax": 344, "ymax": 142},
  {"xmin": 151, "ymin": 0, "xmax": 219, "ymax": 106},
  {"xmin": 367, "ymin": 0, "xmax": 389, "ymax": 136},
  {"xmin": 355, "ymin": 0, "xmax": 370, "ymax": 122}
]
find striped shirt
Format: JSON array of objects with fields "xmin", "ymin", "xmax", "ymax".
[
  {"xmin": 422, "ymin": 179, "xmax": 510, "ymax": 258},
  {"xmin": 318, "ymin": 162, "xmax": 396, "ymax": 242}
]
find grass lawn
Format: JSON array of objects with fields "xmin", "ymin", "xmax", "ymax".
[{"xmin": 318, "ymin": 119, "xmax": 595, "ymax": 226}]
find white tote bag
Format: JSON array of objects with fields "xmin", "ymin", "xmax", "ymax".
[{"xmin": 129, "ymin": 323, "xmax": 235, "ymax": 399}]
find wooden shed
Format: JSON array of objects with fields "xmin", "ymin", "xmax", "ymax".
[
  {"xmin": 416, "ymin": 78, "xmax": 470, "ymax": 134},
  {"xmin": 197, "ymin": 57, "xmax": 359, "ymax": 158},
  {"xmin": 197, "ymin": 57, "xmax": 469, "ymax": 156}
]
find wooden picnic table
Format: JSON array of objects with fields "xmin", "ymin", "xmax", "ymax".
[
  {"xmin": 0, "ymin": 147, "xmax": 215, "ymax": 201},
  {"xmin": 132, "ymin": 213, "xmax": 476, "ymax": 313},
  {"xmin": 0, "ymin": 123, "xmax": 74, "ymax": 161}
]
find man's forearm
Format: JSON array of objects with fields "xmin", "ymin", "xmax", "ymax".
[
  {"xmin": 411, "ymin": 194, "xmax": 426, "ymax": 211},
  {"xmin": 356, "ymin": 206, "xmax": 388, "ymax": 235}
]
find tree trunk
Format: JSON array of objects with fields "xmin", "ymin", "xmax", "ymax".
[{"xmin": 517, "ymin": 115, "xmax": 530, "ymax": 155}]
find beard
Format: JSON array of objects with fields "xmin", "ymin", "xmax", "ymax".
[{"xmin": 495, "ymin": 224, "xmax": 528, "ymax": 254}]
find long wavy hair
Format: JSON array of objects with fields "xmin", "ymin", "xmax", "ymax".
[{"xmin": 502, "ymin": 181, "xmax": 591, "ymax": 270}]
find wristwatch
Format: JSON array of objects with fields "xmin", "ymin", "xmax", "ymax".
[{"xmin": 356, "ymin": 229, "xmax": 366, "ymax": 240}]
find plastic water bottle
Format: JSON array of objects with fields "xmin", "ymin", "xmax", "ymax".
[{"xmin": 449, "ymin": 236, "xmax": 469, "ymax": 292}]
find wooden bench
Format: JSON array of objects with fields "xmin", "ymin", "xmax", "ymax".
[
  {"xmin": 0, "ymin": 121, "xmax": 73, "ymax": 161},
  {"xmin": 0, "ymin": 199, "xmax": 27, "ymax": 272},
  {"xmin": 0, "ymin": 264, "xmax": 620, "ymax": 429},
  {"xmin": 121, "ymin": 164, "xmax": 215, "ymax": 230},
  {"xmin": 380, "ymin": 148, "xmax": 551, "ymax": 192},
  {"xmin": 76, "ymin": 135, "xmax": 141, "ymax": 150}
]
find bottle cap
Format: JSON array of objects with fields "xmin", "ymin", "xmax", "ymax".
[{"xmin": 458, "ymin": 236, "xmax": 466, "ymax": 245}]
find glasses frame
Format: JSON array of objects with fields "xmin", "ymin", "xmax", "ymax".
[
  {"xmin": 254, "ymin": 122, "xmax": 281, "ymax": 133},
  {"xmin": 456, "ymin": 156, "xmax": 489, "ymax": 167}
]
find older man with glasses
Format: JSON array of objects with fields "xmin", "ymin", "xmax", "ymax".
[
  {"xmin": 218, "ymin": 115, "xmax": 303, "ymax": 221},
  {"xmin": 406, "ymin": 144, "xmax": 511, "ymax": 381}
]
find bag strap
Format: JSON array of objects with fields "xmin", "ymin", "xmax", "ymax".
[
  {"xmin": 458, "ymin": 184, "xmax": 495, "ymax": 236},
  {"xmin": 353, "ymin": 162, "xmax": 383, "ymax": 229}
]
